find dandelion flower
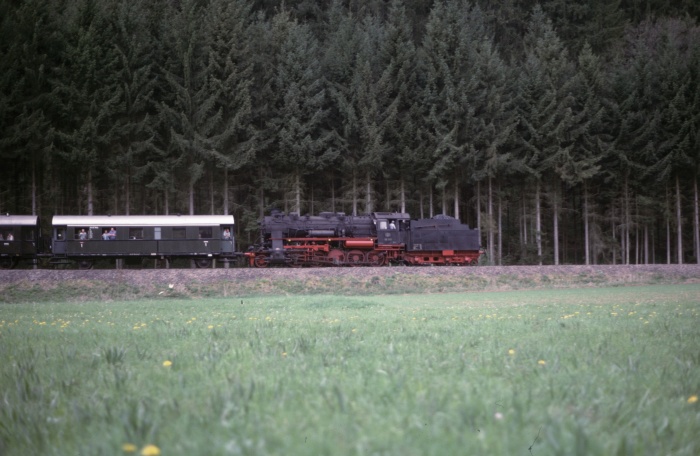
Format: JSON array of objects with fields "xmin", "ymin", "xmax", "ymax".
[
  {"xmin": 688, "ymin": 395, "xmax": 698, "ymax": 404},
  {"xmin": 208, "ymin": 325, "xmax": 214, "ymax": 329},
  {"xmin": 140, "ymin": 444, "xmax": 161, "ymax": 456},
  {"xmin": 508, "ymin": 349, "xmax": 516, "ymax": 355},
  {"xmin": 122, "ymin": 443, "xmax": 137, "ymax": 453},
  {"xmin": 162, "ymin": 360, "xmax": 172, "ymax": 367},
  {"xmin": 538, "ymin": 360, "xmax": 546, "ymax": 366}
]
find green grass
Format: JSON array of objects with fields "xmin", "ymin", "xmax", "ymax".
[{"xmin": 1, "ymin": 285, "xmax": 699, "ymax": 455}]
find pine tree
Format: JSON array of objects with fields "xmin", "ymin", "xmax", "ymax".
[
  {"xmin": 515, "ymin": 5, "xmax": 576, "ymax": 265},
  {"xmin": 52, "ymin": 0, "xmax": 122, "ymax": 215},
  {"xmin": 159, "ymin": 0, "xmax": 222, "ymax": 215}
]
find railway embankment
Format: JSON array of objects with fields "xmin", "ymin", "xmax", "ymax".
[{"xmin": 2, "ymin": 264, "xmax": 699, "ymax": 302}]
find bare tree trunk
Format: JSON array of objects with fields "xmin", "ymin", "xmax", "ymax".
[
  {"xmin": 535, "ymin": 180, "xmax": 542, "ymax": 265},
  {"xmin": 352, "ymin": 170, "xmax": 358, "ymax": 216},
  {"xmin": 666, "ymin": 186, "xmax": 671, "ymax": 264},
  {"xmin": 429, "ymin": 190, "xmax": 434, "ymax": 218},
  {"xmin": 223, "ymin": 168, "xmax": 229, "ymax": 215},
  {"xmin": 87, "ymin": 169, "xmax": 94, "ymax": 216},
  {"xmin": 497, "ymin": 182, "xmax": 503, "ymax": 265},
  {"xmin": 400, "ymin": 179, "xmax": 406, "ymax": 213},
  {"xmin": 488, "ymin": 177, "xmax": 494, "ymax": 261},
  {"xmin": 164, "ymin": 188, "xmax": 170, "ymax": 215},
  {"xmin": 441, "ymin": 186, "xmax": 447, "ymax": 215},
  {"xmin": 189, "ymin": 179, "xmax": 195, "ymax": 215},
  {"xmin": 553, "ymin": 182, "xmax": 559, "ymax": 266},
  {"xmin": 584, "ymin": 182, "xmax": 590, "ymax": 265},
  {"xmin": 295, "ymin": 171, "xmax": 301, "ymax": 214},
  {"xmin": 476, "ymin": 181, "xmax": 482, "ymax": 248},
  {"xmin": 676, "ymin": 174, "xmax": 683, "ymax": 264},
  {"xmin": 454, "ymin": 182, "xmax": 459, "ymax": 220},
  {"xmin": 694, "ymin": 177, "xmax": 699, "ymax": 264},
  {"xmin": 31, "ymin": 155, "xmax": 37, "ymax": 216},
  {"xmin": 365, "ymin": 172, "xmax": 372, "ymax": 214},
  {"xmin": 611, "ymin": 201, "xmax": 617, "ymax": 265}
]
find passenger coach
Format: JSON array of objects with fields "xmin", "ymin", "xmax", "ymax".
[
  {"xmin": 0, "ymin": 214, "xmax": 41, "ymax": 268},
  {"xmin": 51, "ymin": 215, "xmax": 235, "ymax": 269}
]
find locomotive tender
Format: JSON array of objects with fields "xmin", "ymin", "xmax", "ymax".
[{"xmin": 244, "ymin": 210, "xmax": 482, "ymax": 267}]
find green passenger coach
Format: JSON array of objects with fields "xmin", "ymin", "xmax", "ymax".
[{"xmin": 51, "ymin": 215, "xmax": 235, "ymax": 269}]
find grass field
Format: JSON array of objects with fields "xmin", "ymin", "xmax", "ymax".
[{"xmin": 1, "ymin": 284, "xmax": 699, "ymax": 455}]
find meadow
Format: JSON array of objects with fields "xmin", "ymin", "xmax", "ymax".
[{"xmin": 1, "ymin": 284, "xmax": 699, "ymax": 455}]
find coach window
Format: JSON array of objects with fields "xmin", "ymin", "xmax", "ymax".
[
  {"xmin": 129, "ymin": 227, "xmax": 144, "ymax": 240},
  {"xmin": 154, "ymin": 227, "xmax": 161, "ymax": 240},
  {"xmin": 173, "ymin": 227, "xmax": 186, "ymax": 239},
  {"xmin": 23, "ymin": 227, "xmax": 35, "ymax": 241},
  {"xmin": 56, "ymin": 228, "xmax": 66, "ymax": 240},
  {"xmin": 75, "ymin": 227, "xmax": 89, "ymax": 240},
  {"xmin": 198, "ymin": 227, "xmax": 212, "ymax": 239}
]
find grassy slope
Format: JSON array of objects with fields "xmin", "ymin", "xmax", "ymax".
[{"xmin": 1, "ymin": 285, "xmax": 699, "ymax": 455}]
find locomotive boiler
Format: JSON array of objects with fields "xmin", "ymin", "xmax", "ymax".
[{"xmin": 244, "ymin": 210, "xmax": 482, "ymax": 267}]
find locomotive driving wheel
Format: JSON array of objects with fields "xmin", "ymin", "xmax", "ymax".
[
  {"xmin": 253, "ymin": 254, "xmax": 269, "ymax": 268},
  {"xmin": 365, "ymin": 250, "xmax": 385, "ymax": 266},
  {"xmin": 346, "ymin": 250, "xmax": 364, "ymax": 265},
  {"xmin": 327, "ymin": 249, "xmax": 345, "ymax": 266},
  {"xmin": 77, "ymin": 259, "xmax": 93, "ymax": 270}
]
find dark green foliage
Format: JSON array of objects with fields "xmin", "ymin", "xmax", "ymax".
[{"xmin": 1, "ymin": 0, "xmax": 699, "ymax": 263}]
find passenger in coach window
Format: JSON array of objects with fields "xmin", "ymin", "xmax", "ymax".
[
  {"xmin": 102, "ymin": 229, "xmax": 109, "ymax": 240},
  {"xmin": 223, "ymin": 228, "xmax": 231, "ymax": 239},
  {"xmin": 79, "ymin": 229, "xmax": 87, "ymax": 240},
  {"xmin": 108, "ymin": 228, "xmax": 116, "ymax": 240},
  {"xmin": 6, "ymin": 233, "xmax": 14, "ymax": 241}
]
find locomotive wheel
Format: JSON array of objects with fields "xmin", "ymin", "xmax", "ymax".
[
  {"xmin": 327, "ymin": 249, "xmax": 345, "ymax": 266},
  {"xmin": 253, "ymin": 255, "xmax": 269, "ymax": 268},
  {"xmin": 195, "ymin": 258, "xmax": 212, "ymax": 268},
  {"xmin": 78, "ymin": 259, "xmax": 93, "ymax": 270},
  {"xmin": 365, "ymin": 251, "xmax": 385, "ymax": 266},
  {"xmin": 0, "ymin": 258, "xmax": 16, "ymax": 269},
  {"xmin": 346, "ymin": 250, "xmax": 364, "ymax": 265}
]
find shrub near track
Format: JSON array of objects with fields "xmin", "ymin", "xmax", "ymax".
[{"xmin": 0, "ymin": 285, "xmax": 699, "ymax": 455}]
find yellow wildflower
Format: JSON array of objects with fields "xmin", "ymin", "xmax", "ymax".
[
  {"xmin": 162, "ymin": 360, "xmax": 172, "ymax": 367},
  {"xmin": 122, "ymin": 443, "xmax": 137, "ymax": 453},
  {"xmin": 508, "ymin": 349, "xmax": 516, "ymax": 355},
  {"xmin": 538, "ymin": 360, "xmax": 546, "ymax": 366},
  {"xmin": 140, "ymin": 444, "xmax": 161, "ymax": 456},
  {"xmin": 688, "ymin": 395, "xmax": 698, "ymax": 404}
]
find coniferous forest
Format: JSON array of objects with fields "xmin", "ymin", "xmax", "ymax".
[{"xmin": 1, "ymin": 0, "xmax": 699, "ymax": 265}]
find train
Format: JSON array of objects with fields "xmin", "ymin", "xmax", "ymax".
[
  {"xmin": 0, "ymin": 211, "xmax": 482, "ymax": 269},
  {"xmin": 244, "ymin": 210, "xmax": 482, "ymax": 267}
]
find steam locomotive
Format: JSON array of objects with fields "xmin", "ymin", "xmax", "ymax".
[
  {"xmin": 0, "ymin": 210, "xmax": 482, "ymax": 269},
  {"xmin": 244, "ymin": 210, "xmax": 482, "ymax": 267}
]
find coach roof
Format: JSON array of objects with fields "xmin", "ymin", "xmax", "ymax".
[
  {"xmin": 52, "ymin": 215, "xmax": 234, "ymax": 227},
  {"xmin": 0, "ymin": 215, "xmax": 39, "ymax": 226}
]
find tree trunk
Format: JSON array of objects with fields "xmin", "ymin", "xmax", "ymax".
[
  {"xmin": 365, "ymin": 172, "xmax": 372, "ymax": 214},
  {"xmin": 477, "ymin": 181, "xmax": 482, "ymax": 249},
  {"xmin": 352, "ymin": 170, "xmax": 358, "ymax": 216},
  {"xmin": 497, "ymin": 182, "xmax": 503, "ymax": 266},
  {"xmin": 400, "ymin": 178, "xmax": 406, "ymax": 213},
  {"xmin": 223, "ymin": 168, "xmax": 229, "ymax": 215},
  {"xmin": 694, "ymin": 176, "xmax": 699, "ymax": 264},
  {"xmin": 295, "ymin": 171, "xmax": 301, "ymax": 214},
  {"xmin": 676, "ymin": 174, "xmax": 683, "ymax": 264},
  {"xmin": 441, "ymin": 186, "xmax": 447, "ymax": 215},
  {"xmin": 189, "ymin": 179, "xmax": 195, "ymax": 215},
  {"xmin": 584, "ymin": 182, "xmax": 590, "ymax": 265},
  {"xmin": 87, "ymin": 168, "xmax": 94, "ymax": 216},
  {"xmin": 488, "ymin": 177, "xmax": 494, "ymax": 261},
  {"xmin": 552, "ymin": 182, "xmax": 559, "ymax": 265},
  {"xmin": 454, "ymin": 181, "xmax": 459, "ymax": 220},
  {"xmin": 535, "ymin": 181, "xmax": 542, "ymax": 265}
]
